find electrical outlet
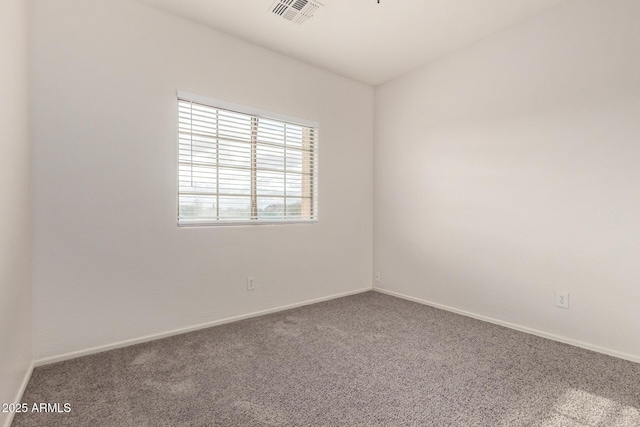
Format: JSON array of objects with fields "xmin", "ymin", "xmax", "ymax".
[
  {"xmin": 375, "ymin": 272, "xmax": 381, "ymax": 282},
  {"xmin": 555, "ymin": 291, "xmax": 569, "ymax": 309},
  {"xmin": 247, "ymin": 277, "xmax": 255, "ymax": 291}
]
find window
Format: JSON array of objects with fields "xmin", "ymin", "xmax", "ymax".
[{"xmin": 177, "ymin": 91, "xmax": 318, "ymax": 226}]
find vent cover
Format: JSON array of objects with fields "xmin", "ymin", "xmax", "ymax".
[{"xmin": 270, "ymin": 0, "xmax": 323, "ymax": 25}]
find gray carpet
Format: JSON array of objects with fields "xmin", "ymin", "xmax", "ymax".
[{"xmin": 13, "ymin": 291, "xmax": 640, "ymax": 426}]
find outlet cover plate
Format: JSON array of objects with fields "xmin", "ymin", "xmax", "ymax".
[{"xmin": 555, "ymin": 291, "xmax": 569, "ymax": 309}]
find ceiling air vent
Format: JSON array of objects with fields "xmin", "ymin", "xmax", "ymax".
[{"xmin": 270, "ymin": 0, "xmax": 323, "ymax": 25}]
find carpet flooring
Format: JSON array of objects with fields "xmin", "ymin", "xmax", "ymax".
[{"xmin": 13, "ymin": 291, "xmax": 640, "ymax": 426}]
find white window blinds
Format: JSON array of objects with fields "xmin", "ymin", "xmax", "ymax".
[{"xmin": 177, "ymin": 92, "xmax": 318, "ymax": 226}]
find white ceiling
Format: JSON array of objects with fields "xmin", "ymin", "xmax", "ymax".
[{"xmin": 136, "ymin": 0, "xmax": 568, "ymax": 86}]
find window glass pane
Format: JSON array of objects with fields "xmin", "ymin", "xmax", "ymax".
[
  {"xmin": 257, "ymin": 144, "xmax": 285, "ymax": 171},
  {"xmin": 219, "ymin": 197, "xmax": 251, "ymax": 220},
  {"xmin": 179, "ymin": 195, "xmax": 217, "ymax": 221},
  {"xmin": 257, "ymin": 197, "xmax": 285, "ymax": 219},
  {"xmin": 285, "ymin": 124, "xmax": 303, "ymax": 148},
  {"xmin": 191, "ymin": 118, "xmax": 216, "ymax": 135},
  {"xmin": 218, "ymin": 110, "xmax": 251, "ymax": 142},
  {"xmin": 219, "ymin": 167, "xmax": 250, "ymax": 195},
  {"xmin": 178, "ymin": 118, "xmax": 192, "ymax": 133},
  {"xmin": 219, "ymin": 140, "xmax": 250, "ymax": 168},
  {"xmin": 286, "ymin": 149, "xmax": 303, "ymax": 172},
  {"xmin": 179, "ymin": 164, "xmax": 217, "ymax": 192},
  {"xmin": 286, "ymin": 198, "xmax": 303, "ymax": 218},
  {"xmin": 191, "ymin": 103, "xmax": 216, "ymax": 118},
  {"xmin": 285, "ymin": 174, "xmax": 303, "ymax": 197},
  {"xmin": 257, "ymin": 170, "xmax": 285, "ymax": 196},
  {"xmin": 179, "ymin": 135, "xmax": 217, "ymax": 165},
  {"xmin": 256, "ymin": 119, "xmax": 284, "ymax": 145}
]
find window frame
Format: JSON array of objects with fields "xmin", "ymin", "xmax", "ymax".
[{"xmin": 176, "ymin": 90, "xmax": 319, "ymax": 227}]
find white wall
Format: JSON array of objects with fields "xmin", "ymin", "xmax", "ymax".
[
  {"xmin": 0, "ymin": 0, "xmax": 32, "ymax": 424},
  {"xmin": 31, "ymin": 0, "xmax": 373, "ymax": 360},
  {"xmin": 375, "ymin": 0, "xmax": 640, "ymax": 360}
]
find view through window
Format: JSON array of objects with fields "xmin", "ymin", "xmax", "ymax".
[{"xmin": 178, "ymin": 93, "xmax": 318, "ymax": 225}]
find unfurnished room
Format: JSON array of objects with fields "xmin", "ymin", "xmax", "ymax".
[{"xmin": 1, "ymin": 0, "xmax": 639, "ymax": 426}]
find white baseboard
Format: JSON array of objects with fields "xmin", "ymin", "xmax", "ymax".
[
  {"xmin": 3, "ymin": 359, "xmax": 35, "ymax": 427},
  {"xmin": 36, "ymin": 287, "xmax": 372, "ymax": 367},
  {"xmin": 374, "ymin": 287, "xmax": 640, "ymax": 364}
]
